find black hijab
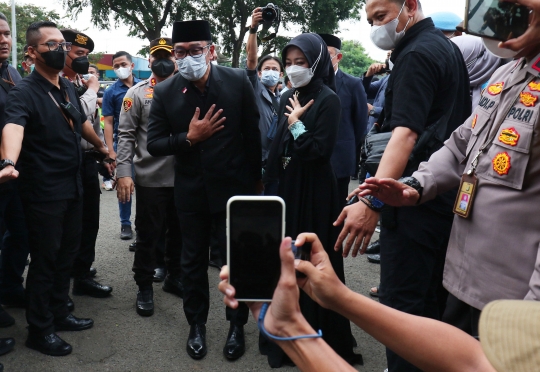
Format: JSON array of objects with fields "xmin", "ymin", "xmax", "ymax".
[{"xmin": 282, "ymin": 33, "xmax": 336, "ymax": 94}]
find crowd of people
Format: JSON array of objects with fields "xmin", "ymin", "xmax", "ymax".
[{"xmin": 0, "ymin": 0, "xmax": 538, "ymax": 370}]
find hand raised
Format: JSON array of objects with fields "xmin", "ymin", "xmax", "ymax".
[
  {"xmin": 285, "ymin": 95, "xmax": 314, "ymax": 125},
  {"xmin": 186, "ymin": 104, "xmax": 226, "ymax": 145},
  {"xmin": 357, "ymin": 178, "xmax": 420, "ymax": 207}
]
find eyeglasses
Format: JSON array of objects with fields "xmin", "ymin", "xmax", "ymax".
[
  {"xmin": 173, "ymin": 45, "xmax": 210, "ymax": 59},
  {"xmin": 35, "ymin": 41, "xmax": 72, "ymax": 52}
]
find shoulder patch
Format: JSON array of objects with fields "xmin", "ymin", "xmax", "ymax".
[{"xmin": 123, "ymin": 97, "xmax": 133, "ymax": 112}]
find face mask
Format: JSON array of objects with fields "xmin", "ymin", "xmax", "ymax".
[
  {"xmin": 482, "ymin": 38, "xmax": 520, "ymax": 59},
  {"xmin": 37, "ymin": 49, "xmax": 66, "ymax": 71},
  {"xmin": 115, "ymin": 67, "xmax": 132, "ymax": 80},
  {"xmin": 331, "ymin": 54, "xmax": 339, "ymax": 69},
  {"xmin": 70, "ymin": 56, "xmax": 89, "ymax": 74},
  {"xmin": 176, "ymin": 55, "xmax": 209, "ymax": 81},
  {"xmin": 261, "ymin": 70, "xmax": 280, "ymax": 87},
  {"xmin": 285, "ymin": 45, "xmax": 322, "ymax": 88},
  {"xmin": 151, "ymin": 58, "xmax": 175, "ymax": 78},
  {"xmin": 211, "ymin": 61, "xmax": 218, "ymax": 65},
  {"xmin": 370, "ymin": 0, "xmax": 411, "ymax": 50},
  {"xmin": 29, "ymin": 64, "xmax": 35, "ymax": 73},
  {"xmin": 388, "ymin": 60, "xmax": 394, "ymax": 70}
]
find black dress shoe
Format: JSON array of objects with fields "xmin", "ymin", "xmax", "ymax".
[
  {"xmin": 153, "ymin": 267, "xmax": 167, "ymax": 282},
  {"xmin": 223, "ymin": 324, "xmax": 245, "ymax": 360},
  {"xmin": 186, "ymin": 324, "xmax": 207, "ymax": 360},
  {"xmin": 367, "ymin": 253, "xmax": 381, "ymax": 264},
  {"xmin": 162, "ymin": 275, "xmax": 183, "ymax": 298},
  {"xmin": 121, "ymin": 225, "xmax": 133, "ymax": 240},
  {"xmin": 208, "ymin": 258, "xmax": 223, "ymax": 270},
  {"xmin": 0, "ymin": 309, "xmax": 14, "ymax": 328},
  {"xmin": 26, "ymin": 332, "xmax": 72, "ymax": 356},
  {"xmin": 67, "ymin": 297, "xmax": 74, "ymax": 313},
  {"xmin": 365, "ymin": 240, "xmax": 381, "ymax": 255},
  {"xmin": 129, "ymin": 239, "xmax": 137, "ymax": 252},
  {"xmin": 73, "ymin": 278, "xmax": 113, "ymax": 298},
  {"xmin": 1, "ymin": 291, "xmax": 26, "ymax": 308},
  {"xmin": 136, "ymin": 288, "xmax": 154, "ymax": 317},
  {"xmin": 54, "ymin": 314, "xmax": 94, "ymax": 331},
  {"xmin": 0, "ymin": 338, "xmax": 15, "ymax": 356},
  {"xmin": 89, "ymin": 267, "xmax": 97, "ymax": 277}
]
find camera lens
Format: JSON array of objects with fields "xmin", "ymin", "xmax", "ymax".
[{"xmin": 262, "ymin": 8, "xmax": 276, "ymax": 22}]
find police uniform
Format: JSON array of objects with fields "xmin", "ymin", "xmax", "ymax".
[
  {"xmin": 60, "ymin": 30, "xmax": 112, "ymax": 297},
  {"xmin": 117, "ymin": 38, "xmax": 182, "ymax": 304},
  {"xmin": 413, "ymin": 54, "xmax": 540, "ymax": 336}
]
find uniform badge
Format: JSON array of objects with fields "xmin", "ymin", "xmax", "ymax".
[
  {"xmin": 520, "ymin": 92, "xmax": 538, "ymax": 107},
  {"xmin": 75, "ymin": 34, "xmax": 88, "ymax": 45},
  {"xmin": 123, "ymin": 97, "xmax": 133, "ymax": 112},
  {"xmin": 144, "ymin": 93, "xmax": 153, "ymax": 99},
  {"xmin": 492, "ymin": 152, "xmax": 511, "ymax": 176},
  {"xmin": 499, "ymin": 127, "xmax": 520, "ymax": 146},
  {"xmin": 528, "ymin": 81, "xmax": 540, "ymax": 92},
  {"xmin": 159, "ymin": 38, "xmax": 167, "ymax": 45},
  {"xmin": 471, "ymin": 114, "xmax": 478, "ymax": 129},
  {"xmin": 144, "ymin": 87, "xmax": 154, "ymax": 93},
  {"xmin": 488, "ymin": 82, "xmax": 504, "ymax": 96},
  {"xmin": 150, "ymin": 78, "xmax": 157, "ymax": 87}
]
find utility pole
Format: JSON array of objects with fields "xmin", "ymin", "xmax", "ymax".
[{"xmin": 11, "ymin": 0, "xmax": 16, "ymax": 67}]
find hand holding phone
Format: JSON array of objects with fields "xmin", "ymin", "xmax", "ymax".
[
  {"xmin": 465, "ymin": 0, "xmax": 530, "ymax": 41},
  {"xmin": 291, "ymin": 240, "xmax": 312, "ymax": 278}
]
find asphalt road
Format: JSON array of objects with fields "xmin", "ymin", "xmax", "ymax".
[{"xmin": 1, "ymin": 181, "xmax": 387, "ymax": 371}]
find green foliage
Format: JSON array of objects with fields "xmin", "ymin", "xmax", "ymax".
[
  {"xmin": 0, "ymin": 2, "xmax": 64, "ymax": 68},
  {"xmin": 88, "ymin": 52, "xmax": 103, "ymax": 65},
  {"xmin": 339, "ymin": 40, "xmax": 378, "ymax": 77}
]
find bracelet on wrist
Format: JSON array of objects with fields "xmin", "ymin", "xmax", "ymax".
[
  {"xmin": 258, "ymin": 303, "xmax": 322, "ymax": 341},
  {"xmin": 359, "ymin": 196, "xmax": 384, "ymax": 213},
  {"xmin": 249, "ymin": 26, "xmax": 258, "ymax": 34}
]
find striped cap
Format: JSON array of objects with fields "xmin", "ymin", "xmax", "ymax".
[{"xmin": 479, "ymin": 300, "xmax": 540, "ymax": 372}]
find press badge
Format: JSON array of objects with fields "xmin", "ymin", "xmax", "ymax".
[{"xmin": 453, "ymin": 173, "xmax": 478, "ymax": 218}]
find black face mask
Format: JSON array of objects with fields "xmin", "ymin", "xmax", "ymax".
[
  {"xmin": 151, "ymin": 58, "xmax": 175, "ymax": 78},
  {"xmin": 70, "ymin": 56, "xmax": 90, "ymax": 74},
  {"xmin": 37, "ymin": 49, "xmax": 66, "ymax": 71}
]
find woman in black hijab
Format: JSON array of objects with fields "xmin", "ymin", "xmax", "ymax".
[{"xmin": 263, "ymin": 33, "xmax": 362, "ymax": 368}]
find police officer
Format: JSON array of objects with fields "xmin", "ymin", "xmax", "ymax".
[
  {"xmin": 318, "ymin": 34, "xmax": 368, "ymax": 205},
  {"xmin": 356, "ymin": 0, "xmax": 540, "ymax": 337},
  {"xmin": 60, "ymin": 29, "xmax": 113, "ymax": 299},
  {"xmin": 0, "ymin": 21, "xmax": 108, "ymax": 356},
  {"xmin": 147, "ymin": 20, "xmax": 261, "ymax": 361},
  {"xmin": 116, "ymin": 37, "xmax": 182, "ymax": 317}
]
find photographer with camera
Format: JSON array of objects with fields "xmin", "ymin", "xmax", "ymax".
[{"xmin": 247, "ymin": 6, "xmax": 284, "ymax": 186}]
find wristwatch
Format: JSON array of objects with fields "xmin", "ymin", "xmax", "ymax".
[
  {"xmin": 399, "ymin": 176, "xmax": 423, "ymax": 203},
  {"xmin": 0, "ymin": 159, "xmax": 15, "ymax": 170},
  {"xmin": 249, "ymin": 26, "xmax": 258, "ymax": 34},
  {"xmin": 369, "ymin": 108, "xmax": 376, "ymax": 116}
]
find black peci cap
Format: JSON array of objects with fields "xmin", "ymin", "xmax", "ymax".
[
  {"xmin": 172, "ymin": 20, "xmax": 212, "ymax": 44},
  {"xmin": 318, "ymin": 34, "xmax": 341, "ymax": 50},
  {"xmin": 61, "ymin": 29, "xmax": 95, "ymax": 52},
  {"xmin": 149, "ymin": 37, "xmax": 173, "ymax": 54}
]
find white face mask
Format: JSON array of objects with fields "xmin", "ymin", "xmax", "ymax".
[
  {"xmin": 115, "ymin": 67, "xmax": 131, "ymax": 80},
  {"xmin": 176, "ymin": 55, "xmax": 209, "ymax": 81},
  {"xmin": 482, "ymin": 38, "xmax": 520, "ymax": 59},
  {"xmin": 370, "ymin": 0, "xmax": 411, "ymax": 51},
  {"xmin": 331, "ymin": 54, "xmax": 339, "ymax": 70},
  {"xmin": 285, "ymin": 45, "xmax": 322, "ymax": 88},
  {"xmin": 211, "ymin": 60, "xmax": 218, "ymax": 65},
  {"xmin": 388, "ymin": 60, "xmax": 394, "ymax": 70}
]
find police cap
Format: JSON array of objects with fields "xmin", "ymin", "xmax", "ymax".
[{"xmin": 60, "ymin": 29, "xmax": 95, "ymax": 53}]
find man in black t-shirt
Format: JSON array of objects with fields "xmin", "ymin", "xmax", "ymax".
[
  {"xmin": 0, "ymin": 21, "xmax": 108, "ymax": 357},
  {"xmin": 335, "ymin": 1, "xmax": 471, "ymax": 371}
]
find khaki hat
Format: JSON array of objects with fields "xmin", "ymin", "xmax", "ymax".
[{"xmin": 479, "ymin": 300, "xmax": 540, "ymax": 372}]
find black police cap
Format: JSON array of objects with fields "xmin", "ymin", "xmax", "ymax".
[
  {"xmin": 172, "ymin": 20, "xmax": 212, "ymax": 44},
  {"xmin": 149, "ymin": 37, "xmax": 173, "ymax": 54},
  {"xmin": 318, "ymin": 34, "xmax": 342, "ymax": 50},
  {"xmin": 60, "ymin": 29, "xmax": 95, "ymax": 53}
]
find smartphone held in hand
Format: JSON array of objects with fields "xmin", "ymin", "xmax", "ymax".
[
  {"xmin": 227, "ymin": 196, "xmax": 285, "ymax": 302},
  {"xmin": 465, "ymin": 0, "xmax": 530, "ymax": 41}
]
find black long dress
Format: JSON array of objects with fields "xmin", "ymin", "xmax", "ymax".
[{"xmin": 263, "ymin": 82, "xmax": 363, "ymax": 367}]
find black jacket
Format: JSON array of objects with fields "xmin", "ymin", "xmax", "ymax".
[{"xmin": 147, "ymin": 64, "xmax": 261, "ymax": 213}]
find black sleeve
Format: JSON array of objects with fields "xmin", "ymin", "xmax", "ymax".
[
  {"xmin": 240, "ymin": 71, "xmax": 262, "ymax": 181},
  {"xmin": 388, "ymin": 51, "xmax": 438, "ymax": 135},
  {"xmin": 294, "ymin": 93, "xmax": 341, "ymax": 162},
  {"xmin": 4, "ymin": 87, "xmax": 30, "ymax": 128},
  {"xmin": 351, "ymin": 78, "xmax": 368, "ymax": 142}
]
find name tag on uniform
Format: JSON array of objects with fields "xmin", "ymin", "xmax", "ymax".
[{"xmin": 454, "ymin": 173, "xmax": 478, "ymax": 218}]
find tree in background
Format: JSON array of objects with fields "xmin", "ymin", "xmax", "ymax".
[
  {"xmin": 0, "ymin": 2, "xmax": 64, "ymax": 72},
  {"xmin": 339, "ymin": 40, "xmax": 378, "ymax": 77}
]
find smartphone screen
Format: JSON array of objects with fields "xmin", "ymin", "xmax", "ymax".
[
  {"xmin": 228, "ymin": 197, "xmax": 284, "ymax": 301},
  {"xmin": 466, "ymin": 0, "xmax": 529, "ymax": 41}
]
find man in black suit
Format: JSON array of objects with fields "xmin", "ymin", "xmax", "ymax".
[
  {"xmin": 319, "ymin": 34, "xmax": 368, "ymax": 205},
  {"xmin": 147, "ymin": 20, "xmax": 261, "ymax": 361}
]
